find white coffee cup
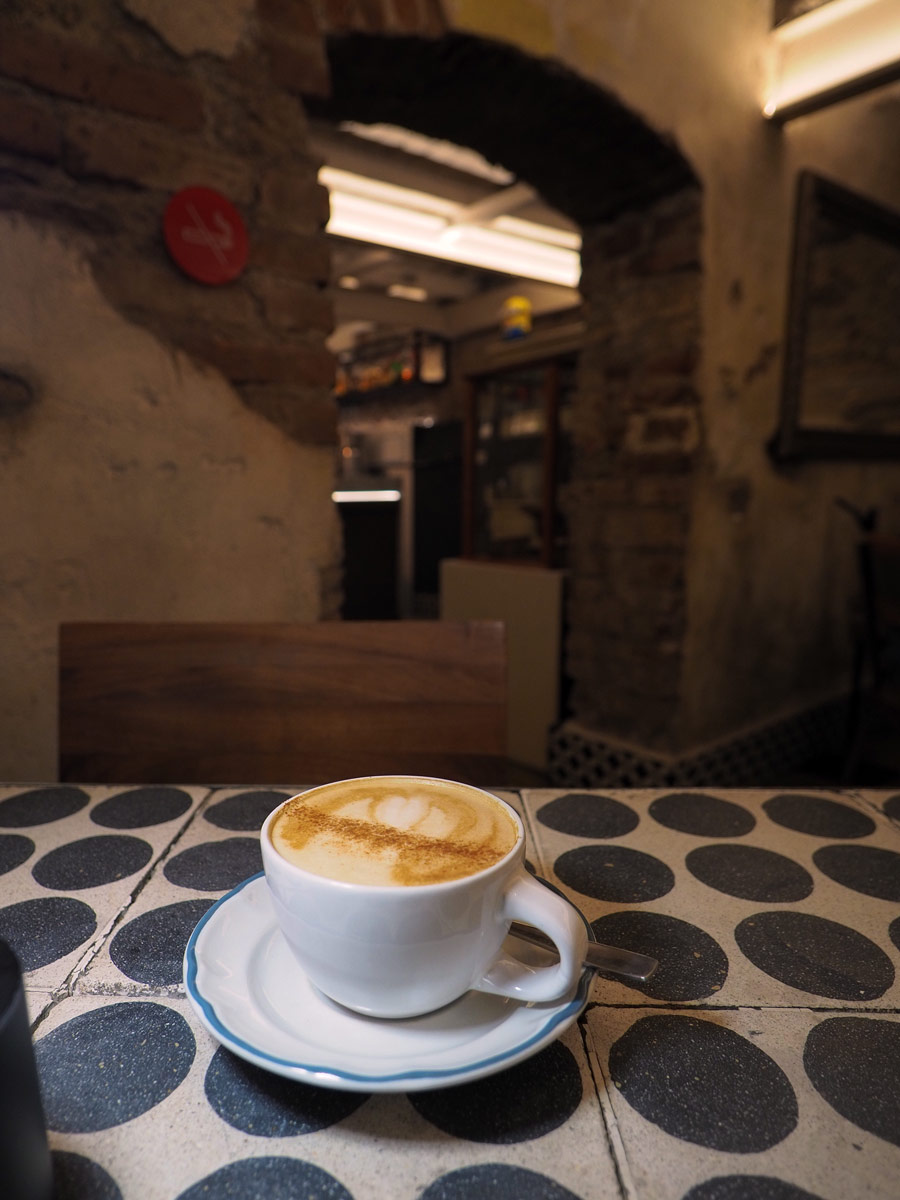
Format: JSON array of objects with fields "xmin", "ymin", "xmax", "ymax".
[{"xmin": 260, "ymin": 776, "xmax": 589, "ymax": 1018}]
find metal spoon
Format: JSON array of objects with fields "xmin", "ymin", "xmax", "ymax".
[{"xmin": 509, "ymin": 921, "xmax": 658, "ymax": 982}]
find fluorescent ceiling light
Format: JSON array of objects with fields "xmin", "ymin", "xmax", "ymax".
[
  {"xmin": 764, "ymin": 0, "xmax": 900, "ymax": 120},
  {"xmin": 332, "ymin": 489, "xmax": 401, "ymax": 503},
  {"xmin": 320, "ymin": 167, "xmax": 581, "ymax": 288},
  {"xmin": 493, "ymin": 214, "xmax": 582, "ymax": 250},
  {"xmin": 320, "ymin": 167, "xmax": 459, "ymax": 218},
  {"xmin": 329, "ymin": 191, "xmax": 448, "ymax": 239}
]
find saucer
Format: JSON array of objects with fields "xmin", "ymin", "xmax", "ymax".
[{"xmin": 184, "ymin": 873, "xmax": 593, "ymax": 1093}]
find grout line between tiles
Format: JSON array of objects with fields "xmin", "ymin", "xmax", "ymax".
[
  {"xmin": 29, "ymin": 788, "xmax": 217, "ymax": 1031},
  {"xmin": 579, "ymin": 1011, "xmax": 638, "ymax": 1200}
]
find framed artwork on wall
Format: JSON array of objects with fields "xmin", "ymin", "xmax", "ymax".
[{"xmin": 770, "ymin": 170, "xmax": 900, "ymax": 461}]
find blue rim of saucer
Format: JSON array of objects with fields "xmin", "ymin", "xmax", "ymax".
[{"xmin": 184, "ymin": 872, "xmax": 594, "ymax": 1088}]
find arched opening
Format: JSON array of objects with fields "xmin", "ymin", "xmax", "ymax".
[
  {"xmin": 312, "ymin": 113, "xmax": 583, "ymax": 618},
  {"xmin": 306, "ymin": 32, "xmax": 703, "ymax": 780},
  {"xmin": 307, "ymin": 33, "xmax": 696, "ymax": 223}
]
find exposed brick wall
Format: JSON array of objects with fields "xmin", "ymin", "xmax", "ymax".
[
  {"xmin": 563, "ymin": 187, "xmax": 703, "ymax": 751},
  {"xmin": 319, "ymin": 0, "xmax": 447, "ymax": 36},
  {"xmin": 0, "ymin": 3, "xmax": 338, "ymax": 446},
  {"xmin": 0, "ymin": 25, "xmax": 206, "ymax": 130},
  {"xmin": 0, "ymin": 1, "xmax": 450, "ymax": 446}
]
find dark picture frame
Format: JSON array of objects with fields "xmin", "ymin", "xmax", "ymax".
[{"xmin": 770, "ymin": 171, "xmax": 900, "ymax": 461}]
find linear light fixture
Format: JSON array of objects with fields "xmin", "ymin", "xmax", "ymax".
[
  {"xmin": 763, "ymin": 0, "xmax": 900, "ymax": 121},
  {"xmin": 319, "ymin": 166, "xmax": 581, "ymax": 288},
  {"xmin": 331, "ymin": 489, "xmax": 401, "ymax": 503},
  {"xmin": 492, "ymin": 214, "xmax": 581, "ymax": 250}
]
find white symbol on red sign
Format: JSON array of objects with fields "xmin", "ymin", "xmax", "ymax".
[
  {"xmin": 163, "ymin": 187, "xmax": 248, "ymax": 285},
  {"xmin": 181, "ymin": 205, "xmax": 234, "ymax": 266}
]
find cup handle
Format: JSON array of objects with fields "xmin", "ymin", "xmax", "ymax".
[{"xmin": 476, "ymin": 871, "xmax": 589, "ymax": 1004}]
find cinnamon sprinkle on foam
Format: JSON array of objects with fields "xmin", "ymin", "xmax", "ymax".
[{"xmin": 273, "ymin": 782, "xmax": 516, "ymax": 885}]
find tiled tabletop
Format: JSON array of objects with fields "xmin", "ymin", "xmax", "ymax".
[{"xmin": 1, "ymin": 783, "xmax": 899, "ymax": 1199}]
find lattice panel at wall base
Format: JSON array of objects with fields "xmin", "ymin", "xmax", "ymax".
[{"xmin": 548, "ymin": 698, "xmax": 849, "ymax": 789}]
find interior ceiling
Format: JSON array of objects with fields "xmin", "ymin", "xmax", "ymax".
[{"xmin": 312, "ymin": 120, "xmax": 583, "ymax": 354}]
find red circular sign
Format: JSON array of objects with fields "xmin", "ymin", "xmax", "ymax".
[{"xmin": 163, "ymin": 186, "xmax": 248, "ymax": 285}]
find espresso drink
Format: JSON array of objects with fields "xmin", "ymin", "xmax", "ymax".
[{"xmin": 270, "ymin": 777, "xmax": 518, "ymax": 887}]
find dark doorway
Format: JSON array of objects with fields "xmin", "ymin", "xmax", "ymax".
[
  {"xmin": 338, "ymin": 500, "xmax": 400, "ymax": 619},
  {"xmin": 413, "ymin": 420, "xmax": 463, "ymax": 606}
]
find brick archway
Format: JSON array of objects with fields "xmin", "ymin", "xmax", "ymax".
[
  {"xmin": 307, "ymin": 31, "xmax": 696, "ymax": 224},
  {"xmin": 308, "ymin": 29, "xmax": 704, "ymax": 770}
]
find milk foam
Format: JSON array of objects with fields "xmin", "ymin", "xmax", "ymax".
[{"xmin": 270, "ymin": 777, "xmax": 518, "ymax": 886}]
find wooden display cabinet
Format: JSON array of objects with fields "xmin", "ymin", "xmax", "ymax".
[{"xmin": 462, "ymin": 354, "xmax": 576, "ymax": 568}]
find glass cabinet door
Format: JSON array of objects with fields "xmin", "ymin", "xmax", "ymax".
[{"xmin": 464, "ymin": 355, "xmax": 575, "ymax": 567}]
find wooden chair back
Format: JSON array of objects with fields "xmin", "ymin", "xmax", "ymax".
[{"xmin": 59, "ymin": 620, "xmax": 507, "ymax": 786}]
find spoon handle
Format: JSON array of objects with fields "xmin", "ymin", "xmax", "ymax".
[{"xmin": 509, "ymin": 921, "xmax": 658, "ymax": 982}]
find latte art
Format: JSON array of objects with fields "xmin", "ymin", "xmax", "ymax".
[{"xmin": 270, "ymin": 777, "xmax": 519, "ymax": 886}]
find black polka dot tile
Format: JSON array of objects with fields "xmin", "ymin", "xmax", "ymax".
[
  {"xmin": 420, "ymin": 1164, "xmax": 583, "ymax": 1199},
  {"xmin": 32, "ymin": 835, "xmax": 153, "ymax": 891},
  {"xmin": 11, "ymin": 782, "xmax": 900, "ymax": 1197},
  {"xmin": 0, "ymin": 897, "xmax": 97, "ymax": 971},
  {"xmin": 90, "ymin": 787, "xmax": 192, "ymax": 829},
  {"xmin": 734, "ymin": 912, "xmax": 894, "ymax": 1001},
  {"xmin": 763, "ymin": 794, "xmax": 876, "ymax": 839},
  {"xmin": 590, "ymin": 911, "xmax": 728, "ymax": 1000},
  {"xmin": 804, "ymin": 1017, "xmax": 900, "ymax": 1147},
  {"xmin": 812, "ymin": 844, "xmax": 900, "ymax": 901},
  {"xmin": 0, "ymin": 832, "xmax": 34, "ymax": 875},
  {"xmin": 649, "ymin": 792, "xmax": 755, "ymax": 837},
  {"xmin": 554, "ymin": 845, "xmax": 674, "ymax": 902},
  {"xmin": 536, "ymin": 792, "xmax": 638, "ymax": 839},
  {"xmin": 175, "ymin": 1158, "xmax": 353, "ymax": 1200},
  {"xmin": 204, "ymin": 1046, "xmax": 367, "ymax": 1135},
  {"xmin": 163, "ymin": 838, "xmax": 262, "ymax": 891},
  {"xmin": 36, "ymin": 1001, "xmax": 195, "ymax": 1132},
  {"xmin": 683, "ymin": 1178, "xmax": 823, "ymax": 1200},
  {"xmin": 205, "ymin": 790, "xmax": 291, "ymax": 831},
  {"xmin": 0, "ymin": 786, "xmax": 89, "ymax": 827},
  {"xmin": 52, "ymin": 1151, "xmax": 123, "ymax": 1200},
  {"xmin": 109, "ymin": 899, "xmax": 214, "ymax": 986},
  {"xmin": 685, "ymin": 844, "xmax": 814, "ymax": 902},
  {"xmin": 410, "ymin": 1041, "xmax": 581, "ymax": 1143},
  {"xmin": 608, "ymin": 1014, "xmax": 798, "ymax": 1152},
  {"xmin": 883, "ymin": 794, "xmax": 900, "ymax": 822}
]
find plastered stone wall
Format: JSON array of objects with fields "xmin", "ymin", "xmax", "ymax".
[
  {"xmin": 0, "ymin": 215, "xmax": 338, "ymax": 779},
  {"xmin": 0, "ymin": 0, "xmax": 345, "ymax": 780}
]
